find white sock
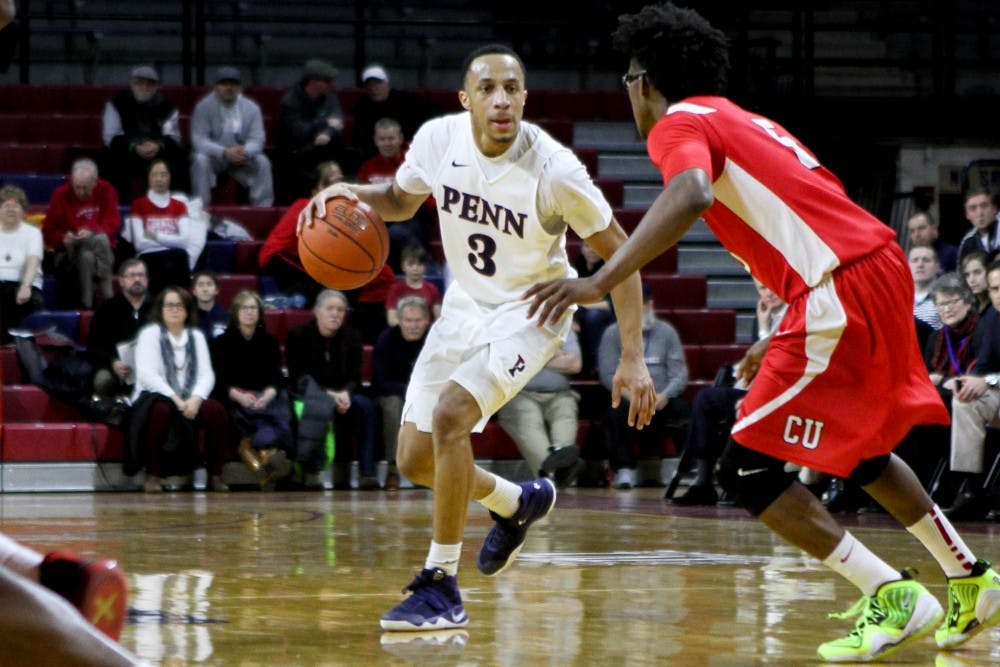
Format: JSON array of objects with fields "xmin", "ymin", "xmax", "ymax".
[
  {"xmin": 822, "ymin": 531, "xmax": 901, "ymax": 596},
  {"xmin": 477, "ymin": 474, "xmax": 522, "ymax": 518},
  {"xmin": 425, "ymin": 541, "xmax": 462, "ymax": 576},
  {"xmin": 906, "ymin": 505, "xmax": 977, "ymax": 577}
]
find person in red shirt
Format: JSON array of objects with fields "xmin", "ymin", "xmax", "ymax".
[
  {"xmin": 43, "ymin": 158, "xmax": 121, "ymax": 308},
  {"xmin": 259, "ymin": 160, "xmax": 342, "ymax": 305},
  {"xmin": 525, "ymin": 3, "xmax": 999, "ymax": 661},
  {"xmin": 358, "ymin": 117, "xmax": 434, "ymax": 273},
  {"xmin": 385, "ymin": 244, "xmax": 441, "ymax": 325}
]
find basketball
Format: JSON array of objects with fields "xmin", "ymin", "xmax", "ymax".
[{"xmin": 298, "ymin": 196, "xmax": 390, "ymax": 290}]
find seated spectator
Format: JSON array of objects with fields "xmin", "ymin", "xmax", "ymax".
[
  {"xmin": 671, "ymin": 280, "xmax": 787, "ymax": 506},
  {"xmin": 42, "ymin": 158, "xmax": 120, "ymax": 308},
  {"xmin": 497, "ymin": 329, "xmax": 583, "ymax": 487},
  {"xmin": 190, "ymin": 66, "xmax": 274, "ymax": 206},
  {"xmin": 941, "ymin": 260, "xmax": 1000, "ymax": 520},
  {"xmin": 285, "ymin": 289, "xmax": 378, "ymax": 490},
  {"xmin": 191, "ymin": 269, "xmax": 228, "ymax": 339},
  {"xmin": 358, "ymin": 118, "xmax": 434, "ymax": 270},
  {"xmin": 958, "ymin": 188, "xmax": 1000, "ymax": 264},
  {"xmin": 960, "ymin": 250, "xmax": 991, "ymax": 315},
  {"xmin": 572, "ymin": 243, "xmax": 614, "ymax": 375},
  {"xmin": 910, "ymin": 243, "xmax": 942, "ymax": 343},
  {"xmin": 0, "ymin": 185, "xmax": 42, "ymax": 342},
  {"xmin": 372, "ymin": 295, "xmax": 431, "ymax": 490},
  {"xmin": 350, "ymin": 64, "xmax": 443, "ymax": 160},
  {"xmin": 908, "ymin": 210, "xmax": 956, "ymax": 273},
  {"xmin": 385, "ymin": 244, "xmax": 441, "ymax": 326},
  {"xmin": 101, "ymin": 65, "xmax": 186, "ymax": 202},
  {"xmin": 276, "ymin": 59, "xmax": 353, "ymax": 202},
  {"xmin": 258, "ymin": 160, "xmax": 340, "ymax": 306},
  {"xmin": 125, "ymin": 160, "xmax": 196, "ymax": 297},
  {"xmin": 599, "ymin": 283, "xmax": 690, "ymax": 489},
  {"xmin": 87, "ymin": 258, "xmax": 151, "ymax": 399},
  {"xmin": 211, "ymin": 290, "xmax": 292, "ymax": 488},
  {"xmin": 124, "ymin": 286, "xmax": 228, "ymax": 493}
]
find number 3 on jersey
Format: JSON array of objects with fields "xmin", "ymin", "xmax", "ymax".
[
  {"xmin": 752, "ymin": 118, "xmax": 820, "ymax": 169},
  {"xmin": 467, "ymin": 233, "xmax": 497, "ymax": 276}
]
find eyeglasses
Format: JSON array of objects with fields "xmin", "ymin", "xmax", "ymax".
[
  {"xmin": 163, "ymin": 302, "xmax": 186, "ymax": 310},
  {"xmin": 238, "ymin": 305, "xmax": 259, "ymax": 312},
  {"xmin": 935, "ymin": 297, "xmax": 965, "ymax": 311},
  {"xmin": 621, "ymin": 70, "xmax": 647, "ymax": 89}
]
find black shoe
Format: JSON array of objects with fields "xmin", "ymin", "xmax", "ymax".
[
  {"xmin": 825, "ymin": 478, "xmax": 862, "ymax": 514},
  {"xmin": 553, "ymin": 460, "xmax": 584, "ymax": 488},
  {"xmin": 671, "ymin": 484, "xmax": 718, "ymax": 506},
  {"xmin": 943, "ymin": 491, "xmax": 988, "ymax": 521},
  {"xmin": 540, "ymin": 445, "xmax": 579, "ymax": 477}
]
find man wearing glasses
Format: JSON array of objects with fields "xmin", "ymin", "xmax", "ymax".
[{"xmin": 87, "ymin": 258, "xmax": 152, "ymax": 399}]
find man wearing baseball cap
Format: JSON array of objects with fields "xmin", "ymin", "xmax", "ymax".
[
  {"xmin": 190, "ymin": 65, "xmax": 274, "ymax": 205},
  {"xmin": 350, "ymin": 63, "xmax": 444, "ymax": 160},
  {"xmin": 101, "ymin": 64, "xmax": 186, "ymax": 201}
]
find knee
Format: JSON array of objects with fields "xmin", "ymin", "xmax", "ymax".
[
  {"xmin": 431, "ymin": 387, "xmax": 479, "ymax": 438},
  {"xmin": 716, "ymin": 443, "xmax": 795, "ymax": 516}
]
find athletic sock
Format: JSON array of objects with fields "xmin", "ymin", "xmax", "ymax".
[
  {"xmin": 425, "ymin": 541, "xmax": 462, "ymax": 576},
  {"xmin": 822, "ymin": 531, "xmax": 902, "ymax": 596},
  {"xmin": 477, "ymin": 474, "xmax": 522, "ymax": 518},
  {"xmin": 906, "ymin": 504, "xmax": 977, "ymax": 577}
]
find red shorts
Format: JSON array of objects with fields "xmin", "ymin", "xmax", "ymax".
[{"xmin": 731, "ymin": 243, "xmax": 949, "ymax": 477}]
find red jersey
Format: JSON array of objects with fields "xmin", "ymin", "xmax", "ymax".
[
  {"xmin": 358, "ymin": 153, "xmax": 404, "ymax": 186},
  {"xmin": 385, "ymin": 278, "xmax": 442, "ymax": 311},
  {"xmin": 646, "ymin": 96, "xmax": 896, "ymax": 304},
  {"xmin": 42, "ymin": 179, "xmax": 121, "ymax": 249},
  {"xmin": 130, "ymin": 195, "xmax": 187, "ymax": 236},
  {"xmin": 259, "ymin": 198, "xmax": 307, "ymax": 267}
]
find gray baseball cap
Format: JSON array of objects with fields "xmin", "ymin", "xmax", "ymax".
[
  {"xmin": 215, "ymin": 66, "xmax": 242, "ymax": 84},
  {"xmin": 130, "ymin": 65, "xmax": 159, "ymax": 82}
]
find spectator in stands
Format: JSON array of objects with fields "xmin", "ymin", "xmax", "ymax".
[
  {"xmin": 0, "ymin": 184, "xmax": 42, "ymax": 343},
  {"xmin": 497, "ymin": 329, "xmax": 583, "ymax": 487},
  {"xmin": 191, "ymin": 269, "xmax": 228, "ymax": 339},
  {"xmin": 372, "ymin": 295, "xmax": 431, "ymax": 490},
  {"xmin": 573, "ymin": 242, "xmax": 614, "ymax": 375},
  {"xmin": 87, "ymin": 258, "xmax": 151, "ymax": 398},
  {"xmin": 101, "ymin": 65, "xmax": 186, "ymax": 202},
  {"xmin": 348, "ymin": 262, "xmax": 396, "ymax": 345},
  {"xmin": 960, "ymin": 250, "xmax": 991, "ymax": 315},
  {"xmin": 125, "ymin": 286, "xmax": 228, "ymax": 493},
  {"xmin": 385, "ymin": 244, "xmax": 441, "ymax": 326},
  {"xmin": 350, "ymin": 64, "xmax": 443, "ymax": 160},
  {"xmin": 943, "ymin": 259, "xmax": 1000, "ymax": 520},
  {"xmin": 599, "ymin": 282, "xmax": 690, "ymax": 489},
  {"xmin": 43, "ymin": 158, "xmax": 120, "ymax": 309},
  {"xmin": 125, "ymin": 160, "xmax": 195, "ymax": 297},
  {"xmin": 211, "ymin": 289, "xmax": 292, "ymax": 488},
  {"xmin": 285, "ymin": 289, "xmax": 378, "ymax": 490},
  {"xmin": 907, "ymin": 210, "xmax": 956, "ymax": 273},
  {"xmin": 671, "ymin": 280, "xmax": 787, "ymax": 506},
  {"xmin": 259, "ymin": 160, "xmax": 339, "ymax": 306},
  {"xmin": 358, "ymin": 118, "xmax": 434, "ymax": 271},
  {"xmin": 957, "ymin": 188, "xmax": 1000, "ymax": 264},
  {"xmin": 276, "ymin": 59, "xmax": 352, "ymax": 201},
  {"xmin": 190, "ymin": 65, "xmax": 274, "ymax": 206},
  {"xmin": 909, "ymin": 243, "xmax": 942, "ymax": 350}
]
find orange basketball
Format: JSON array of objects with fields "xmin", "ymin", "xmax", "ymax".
[{"xmin": 298, "ymin": 196, "xmax": 390, "ymax": 290}]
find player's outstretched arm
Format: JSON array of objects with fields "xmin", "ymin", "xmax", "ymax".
[
  {"xmin": 525, "ymin": 167, "xmax": 713, "ymax": 326},
  {"xmin": 297, "ymin": 181, "xmax": 427, "ymax": 234}
]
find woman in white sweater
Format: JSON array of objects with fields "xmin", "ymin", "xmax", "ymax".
[{"xmin": 131, "ymin": 286, "xmax": 228, "ymax": 492}]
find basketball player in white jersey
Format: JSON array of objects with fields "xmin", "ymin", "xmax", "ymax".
[{"xmin": 301, "ymin": 44, "xmax": 656, "ymax": 630}]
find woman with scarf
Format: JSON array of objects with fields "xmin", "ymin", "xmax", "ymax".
[
  {"xmin": 126, "ymin": 286, "xmax": 229, "ymax": 492},
  {"xmin": 895, "ymin": 273, "xmax": 985, "ymax": 498}
]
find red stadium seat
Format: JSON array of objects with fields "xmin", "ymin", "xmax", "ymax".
[
  {"xmin": 60, "ymin": 85, "xmax": 118, "ymax": 114},
  {"xmin": 215, "ymin": 274, "xmax": 258, "ymax": 309},
  {"xmin": 0, "ymin": 422, "xmax": 123, "ymax": 461},
  {"xmin": 470, "ymin": 421, "xmax": 521, "ymax": 459},
  {"xmin": 24, "ymin": 114, "xmax": 101, "ymax": 144},
  {"xmin": 234, "ymin": 241, "xmax": 263, "ymax": 272},
  {"xmin": 207, "ymin": 206, "xmax": 285, "ymax": 240},
  {"xmin": 2, "ymin": 385, "xmax": 81, "ymax": 421},
  {"xmin": 1, "ymin": 347, "xmax": 21, "ymax": 384},
  {"xmin": 0, "ymin": 143, "xmax": 47, "ymax": 172},
  {"xmin": 595, "ymin": 178, "xmax": 624, "ymax": 208},
  {"xmin": 643, "ymin": 274, "xmax": 707, "ymax": 308},
  {"xmin": 0, "ymin": 113, "xmax": 26, "ymax": 141},
  {"xmin": 659, "ymin": 309, "xmax": 736, "ymax": 345}
]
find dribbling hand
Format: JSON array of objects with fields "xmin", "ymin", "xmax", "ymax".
[{"xmin": 297, "ymin": 184, "xmax": 359, "ymax": 237}]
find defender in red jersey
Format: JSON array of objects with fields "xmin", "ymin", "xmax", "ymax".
[{"xmin": 526, "ymin": 3, "xmax": 1000, "ymax": 662}]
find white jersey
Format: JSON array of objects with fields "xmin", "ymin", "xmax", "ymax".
[{"xmin": 396, "ymin": 112, "xmax": 612, "ymax": 305}]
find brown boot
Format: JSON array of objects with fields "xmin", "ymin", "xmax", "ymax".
[{"xmin": 238, "ymin": 438, "xmax": 261, "ymax": 473}]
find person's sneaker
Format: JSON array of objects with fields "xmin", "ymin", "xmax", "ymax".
[
  {"xmin": 671, "ymin": 484, "xmax": 718, "ymax": 506},
  {"xmin": 380, "ymin": 628, "xmax": 469, "ymax": 659},
  {"xmin": 935, "ymin": 558, "xmax": 1000, "ymax": 649},
  {"xmin": 613, "ymin": 468, "xmax": 637, "ymax": 489},
  {"xmin": 40, "ymin": 551, "xmax": 129, "ymax": 641},
  {"xmin": 477, "ymin": 478, "xmax": 556, "ymax": 576},
  {"xmin": 817, "ymin": 574, "xmax": 943, "ymax": 662},
  {"xmin": 379, "ymin": 568, "xmax": 468, "ymax": 631}
]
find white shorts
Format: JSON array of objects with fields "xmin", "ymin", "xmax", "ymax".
[{"xmin": 402, "ymin": 282, "xmax": 572, "ymax": 433}]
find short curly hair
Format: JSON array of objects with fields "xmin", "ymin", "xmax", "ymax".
[{"xmin": 612, "ymin": 2, "xmax": 729, "ymax": 100}]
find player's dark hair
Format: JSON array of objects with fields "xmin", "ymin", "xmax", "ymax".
[
  {"xmin": 611, "ymin": 2, "xmax": 729, "ymax": 100},
  {"xmin": 460, "ymin": 43, "xmax": 525, "ymax": 89}
]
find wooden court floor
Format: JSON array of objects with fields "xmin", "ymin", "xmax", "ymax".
[{"xmin": 3, "ymin": 489, "xmax": 1000, "ymax": 666}]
